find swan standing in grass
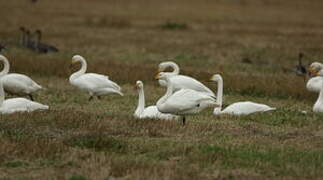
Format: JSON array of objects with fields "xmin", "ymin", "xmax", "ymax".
[
  {"xmin": 158, "ymin": 61, "xmax": 214, "ymax": 96},
  {"xmin": 0, "ymin": 78, "xmax": 48, "ymax": 114},
  {"xmin": 210, "ymin": 74, "xmax": 275, "ymax": 115},
  {"xmin": 69, "ymin": 55, "xmax": 123, "ymax": 101},
  {"xmin": 156, "ymin": 72, "xmax": 217, "ymax": 125},
  {"xmin": 134, "ymin": 80, "xmax": 179, "ymax": 120},
  {"xmin": 0, "ymin": 55, "xmax": 42, "ymax": 101},
  {"xmin": 313, "ymin": 70, "xmax": 323, "ymax": 113}
]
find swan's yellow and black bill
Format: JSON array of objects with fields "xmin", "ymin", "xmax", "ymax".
[{"xmin": 155, "ymin": 74, "xmax": 161, "ymax": 80}]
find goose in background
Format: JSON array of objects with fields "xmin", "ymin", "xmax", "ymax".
[
  {"xmin": 157, "ymin": 61, "xmax": 215, "ymax": 96},
  {"xmin": 134, "ymin": 80, "xmax": 179, "ymax": 120},
  {"xmin": 34, "ymin": 29, "xmax": 58, "ymax": 53},
  {"xmin": 210, "ymin": 74, "xmax": 275, "ymax": 115},
  {"xmin": 69, "ymin": 55, "xmax": 123, "ymax": 101},
  {"xmin": 0, "ymin": 78, "xmax": 48, "ymax": 114},
  {"xmin": 156, "ymin": 72, "xmax": 217, "ymax": 125},
  {"xmin": 0, "ymin": 55, "xmax": 42, "ymax": 101},
  {"xmin": 19, "ymin": 27, "xmax": 27, "ymax": 47}
]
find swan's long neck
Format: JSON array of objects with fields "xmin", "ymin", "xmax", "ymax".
[
  {"xmin": 169, "ymin": 62, "xmax": 180, "ymax": 75},
  {"xmin": 157, "ymin": 76, "xmax": 174, "ymax": 107},
  {"xmin": 0, "ymin": 56, "xmax": 10, "ymax": 77},
  {"xmin": 314, "ymin": 77, "xmax": 323, "ymax": 110},
  {"xmin": 135, "ymin": 86, "xmax": 145, "ymax": 116},
  {"xmin": 69, "ymin": 58, "xmax": 87, "ymax": 82},
  {"xmin": 0, "ymin": 79, "xmax": 4, "ymax": 106},
  {"xmin": 213, "ymin": 76, "xmax": 223, "ymax": 115}
]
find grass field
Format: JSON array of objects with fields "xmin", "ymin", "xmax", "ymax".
[{"xmin": 0, "ymin": 0, "xmax": 323, "ymax": 179}]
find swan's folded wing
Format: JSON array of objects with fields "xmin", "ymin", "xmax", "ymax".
[
  {"xmin": 170, "ymin": 75, "xmax": 214, "ymax": 95},
  {"xmin": 166, "ymin": 89, "xmax": 215, "ymax": 112},
  {"xmin": 75, "ymin": 73, "xmax": 121, "ymax": 90}
]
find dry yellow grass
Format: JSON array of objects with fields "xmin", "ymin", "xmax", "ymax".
[{"xmin": 0, "ymin": 0, "xmax": 323, "ymax": 179}]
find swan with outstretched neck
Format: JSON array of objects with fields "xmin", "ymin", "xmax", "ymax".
[
  {"xmin": 157, "ymin": 61, "xmax": 214, "ymax": 96},
  {"xmin": 0, "ymin": 78, "xmax": 48, "ymax": 114},
  {"xmin": 69, "ymin": 55, "xmax": 123, "ymax": 101},
  {"xmin": 156, "ymin": 72, "xmax": 217, "ymax": 125},
  {"xmin": 210, "ymin": 74, "xmax": 275, "ymax": 115},
  {"xmin": 0, "ymin": 55, "xmax": 42, "ymax": 101},
  {"xmin": 134, "ymin": 80, "xmax": 179, "ymax": 120}
]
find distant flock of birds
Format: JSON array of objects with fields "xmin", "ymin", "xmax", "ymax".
[
  {"xmin": 1, "ymin": 53, "xmax": 323, "ymax": 125},
  {"xmin": 0, "ymin": 27, "xmax": 58, "ymax": 54}
]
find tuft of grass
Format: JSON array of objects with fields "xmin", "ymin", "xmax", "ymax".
[
  {"xmin": 160, "ymin": 20, "xmax": 189, "ymax": 30},
  {"xmin": 2, "ymin": 161, "xmax": 29, "ymax": 168},
  {"xmin": 68, "ymin": 175, "xmax": 87, "ymax": 180}
]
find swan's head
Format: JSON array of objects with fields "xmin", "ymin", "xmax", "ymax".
[
  {"xmin": 309, "ymin": 62, "xmax": 323, "ymax": 76},
  {"xmin": 316, "ymin": 70, "xmax": 323, "ymax": 76},
  {"xmin": 210, "ymin": 74, "xmax": 222, "ymax": 82},
  {"xmin": 155, "ymin": 72, "xmax": 170, "ymax": 81},
  {"xmin": 71, "ymin": 55, "xmax": 84, "ymax": 64},
  {"xmin": 135, "ymin": 80, "xmax": 144, "ymax": 89},
  {"xmin": 158, "ymin": 61, "xmax": 179, "ymax": 73}
]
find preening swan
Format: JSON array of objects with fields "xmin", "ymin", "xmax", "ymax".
[
  {"xmin": 0, "ymin": 55, "xmax": 42, "ymax": 101},
  {"xmin": 210, "ymin": 74, "xmax": 275, "ymax": 115},
  {"xmin": 0, "ymin": 78, "xmax": 48, "ymax": 114},
  {"xmin": 69, "ymin": 55, "xmax": 123, "ymax": 101},
  {"xmin": 307, "ymin": 62, "xmax": 323, "ymax": 92},
  {"xmin": 157, "ymin": 61, "xmax": 214, "ymax": 96},
  {"xmin": 313, "ymin": 70, "xmax": 323, "ymax": 113},
  {"xmin": 134, "ymin": 80, "xmax": 179, "ymax": 120},
  {"xmin": 156, "ymin": 72, "xmax": 217, "ymax": 125}
]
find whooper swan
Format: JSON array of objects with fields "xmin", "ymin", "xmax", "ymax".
[
  {"xmin": 157, "ymin": 61, "xmax": 214, "ymax": 96},
  {"xmin": 156, "ymin": 72, "xmax": 217, "ymax": 125},
  {"xmin": 313, "ymin": 70, "xmax": 323, "ymax": 113},
  {"xmin": 69, "ymin": 55, "xmax": 123, "ymax": 101},
  {"xmin": 210, "ymin": 74, "xmax": 275, "ymax": 115},
  {"xmin": 0, "ymin": 55, "xmax": 42, "ymax": 101},
  {"xmin": 134, "ymin": 80, "xmax": 179, "ymax": 120},
  {"xmin": 307, "ymin": 62, "xmax": 323, "ymax": 93},
  {"xmin": 0, "ymin": 78, "xmax": 48, "ymax": 114}
]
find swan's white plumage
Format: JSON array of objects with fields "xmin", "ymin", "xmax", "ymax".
[
  {"xmin": 211, "ymin": 74, "xmax": 275, "ymax": 115},
  {"xmin": 216, "ymin": 101, "xmax": 276, "ymax": 115},
  {"xmin": 313, "ymin": 70, "xmax": 323, "ymax": 113},
  {"xmin": 0, "ymin": 55, "xmax": 42, "ymax": 98},
  {"xmin": 306, "ymin": 76, "xmax": 323, "ymax": 92},
  {"xmin": 0, "ymin": 79, "xmax": 48, "ymax": 114},
  {"xmin": 69, "ymin": 55, "xmax": 123, "ymax": 98},
  {"xmin": 156, "ymin": 73, "xmax": 217, "ymax": 123},
  {"xmin": 157, "ymin": 61, "xmax": 214, "ymax": 96},
  {"xmin": 134, "ymin": 80, "xmax": 178, "ymax": 120}
]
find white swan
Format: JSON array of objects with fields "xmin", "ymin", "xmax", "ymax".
[
  {"xmin": 69, "ymin": 55, "xmax": 123, "ymax": 101},
  {"xmin": 0, "ymin": 78, "xmax": 48, "ymax": 114},
  {"xmin": 0, "ymin": 55, "xmax": 42, "ymax": 101},
  {"xmin": 307, "ymin": 62, "xmax": 323, "ymax": 92},
  {"xmin": 157, "ymin": 61, "xmax": 214, "ymax": 96},
  {"xmin": 313, "ymin": 70, "xmax": 323, "ymax": 113},
  {"xmin": 156, "ymin": 72, "xmax": 217, "ymax": 125},
  {"xmin": 210, "ymin": 74, "xmax": 275, "ymax": 115},
  {"xmin": 134, "ymin": 80, "xmax": 179, "ymax": 120}
]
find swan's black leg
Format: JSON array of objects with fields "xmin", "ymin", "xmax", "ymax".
[
  {"xmin": 182, "ymin": 116, "xmax": 186, "ymax": 126},
  {"xmin": 89, "ymin": 96, "xmax": 94, "ymax": 101},
  {"xmin": 29, "ymin": 94, "xmax": 34, "ymax": 101}
]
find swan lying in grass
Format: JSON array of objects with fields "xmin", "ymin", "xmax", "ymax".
[
  {"xmin": 210, "ymin": 74, "xmax": 275, "ymax": 115},
  {"xmin": 313, "ymin": 70, "xmax": 323, "ymax": 113},
  {"xmin": 69, "ymin": 55, "xmax": 123, "ymax": 101},
  {"xmin": 156, "ymin": 72, "xmax": 217, "ymax": 125},
  {"xmin": 134, "ymin": 80, "xmax": 179, "ymax": 120},
  {"xmin": 157, "ymin": 61, "xmax": 214, "ymax": 96},
  {"xmin": 0, "ymin": 78, "xmax": 48, "ymax": 114},
  {"xmin": 0, "ymin": 55, "xmax": 42, "ymax": 101}
]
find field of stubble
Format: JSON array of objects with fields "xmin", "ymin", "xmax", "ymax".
[{"xmin": 0, "ymin": 0, "xmax": 323, "ymax": 179}]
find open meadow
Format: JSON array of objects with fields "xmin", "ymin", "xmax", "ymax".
[{"xmin": 0, "ymin": 0, "xmax": 323, "ymax": 179}]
